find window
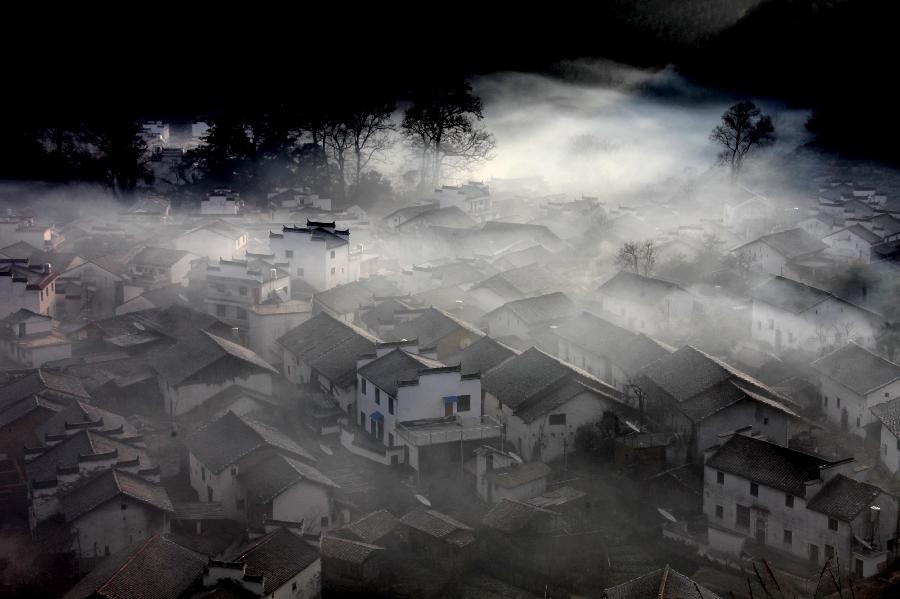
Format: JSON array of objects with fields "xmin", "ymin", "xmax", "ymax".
[
  {"xmin": 785, "ymin": 494, "xmax": 794, "ymax": 508},
  {"xmin": 321, "ymin": 516, "xmax": 329, "ymax": 528},
  {"xmin": 216, "ymin": 304, "xmax": 226, "ymax": 317},
  {"xmin": 292, "ymin": 582, "xmax": 297, "ymax": 591},
  {"xmin": 285, "ymin": 250, "xmax": 294, "ymax": 258},
  {"xmin": 715, "ymin": 505, "xmax": 723, "ymax": 519},
  {"xmin": 783, "ymin": 529, "xmax": 792, "ymax": 546},
  {"xmin": 828, "ymin": 518, "xmax": 838, "ymax": 531},
  {"xmin": 201, "ymin": 467, "xmax": 206, "ymax": 481},
  {"xmin": 717, "ymin": 471, "xmax": 725, "ymax": 485},
  {"xmin": 121, "ymin": 503, "xmax": 128, "ymax": 510},
  {"xmin": 750, "ymin": 482, "xmax": 759, "ymax": 497},
  {"xmin": 825, "ymin": 544, "xmax": 835, "ymax": 559},
  {"xmin": 856, "ymin": 416, "xmax": 861, "ymax": 428},
  {"xmin": 457, "ymin": 395, "xmax": 471, "ymax": 412},
  {"xmin": 836, "ymin": 397, "xmax": 841, "ymax": 408},
  {"xmin": 388, "ymin": 396, "xmax": 394, "ymax": 415},
  {"xmin": 361, "ymin": 378, "xmax": 367, "ymax": 394},
  {"xmin": 824, "ymin": 395, "xmax": 828, "ymax": 407},
  {"xmin": 239, "ymin": 286, "xmax": 247, "ymax": 296},
  {"xmin": 297, "ymin": 267, "xmax": 304, "ymax": 276},
  {"xmin": 236, "ymin": 308, "xmax": 247, "ymax": 320},
  {"xmin": 896, "ymin": 438, "xmax": 900, "ymax": 452},
  {"xmin": 375, "ymin": 389, "xmax": 380, "ymax": 405},
  {"xmin": 548, "ymin": 413, "xmax": 566, "ymax": 426},
  {"xmin": 388, "ymin": 433, "xmax": 394, "ymax": 448},
  {"xmin": 231, "ymin": 467, "xmax": 237, "ymax": 476},
  {"xmin": 330, "ymin": 251, "xmax": 335, "ymax": 259},
  {"xmin": 736, "ymin": 505, "xmax": 750, "ymax": 529}
]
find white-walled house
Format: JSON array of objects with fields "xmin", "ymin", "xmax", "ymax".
[
  {"xmin": 482, "ymin": 347, "xmax": 628, "ymax": 463},
  {"xmin": 230, "ymin": 527, "xmax": 322, "ymax": 599},
  {"xmin": 175, "ymin": 220, "xmax": 248, "ymax": 261},
  {"xmin": 247, "ymin": 300, "xmax": 312, "ymax": 365},
  {"xmin": 591, "ymin": 271, "xmax": 696, "ymax": 339},
  {"xmin": 58, "ymin": 257, "xmax": 127, "ymax": 320},
  {"xmin": 798, "ymin": 214, "xmax": 841, "ymax": 239},
  {"xmin": 822, "ymin": 224, "xmax": 883, "ymax": 264},
  {"xmin": 353, "ymin": 342, "xmax": 492, "ymax": 471},
  {"xmin": 723, "ymin": 191, "xmax": 776, "ymax": 238},
  {"xmin": 204, "ymin": 256, "xmax": 291, "ymax": 330},
  {"xmin": 433, "ymin": 182, "xmax": 493, "ymax": 222},
  {"xmin": 732, "ymin": 229, "xmax": 828, "ymax": 278},
  {"xmin": 269, "ymin": 222, "xmax": 353, "ymax": 292},
  {"xmin": 128, "ymin": 246, "xmax": 195, "ymax": 287},
  {"xmin": 201, "ymin": 189, "xmax": 240, "ymax": 215},
  {"xmin": 482, "ymin": 292, "xmax": 576, "ymax": 341},
  {"xmin": 0, "ymin": 259, "xmax": 58, "ymax": 319},
  {"xmin": 0, "ymin": 309, "xmax": 71, "ymax": 367},
  {"xmin": 703, "ymin": 432, "xmax": 899, "ymax": 577},
  {"xmin": 811, "ymin": 343, "xmax": 900, "ymax": 437},
  {"xmin": 871, "ymin": 398, "xmax": 900, "ymax": 475},
  {"xmin": 749, "ymin": 276, "xmax": 884, "ymax": 353}
]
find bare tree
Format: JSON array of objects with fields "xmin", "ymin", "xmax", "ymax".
[
  {"xmin": 347, "ymin": 100, "xmax": 396, "ymax": 188},
  {"xmin": 639, "ymin": 241, "xmax": 657, "ymax": 276},
  {"xmin": 324, "ymin": 118, "xmax": 353, "ymax": 198},
  {"xmin": 710, "ymin": 101, "xmax": 775, "ymax": 183},
  {"xmin": 616, "ymin": 241, "xmax": 640, "ymax": 272}
]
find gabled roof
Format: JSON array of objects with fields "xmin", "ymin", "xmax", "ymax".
[
  {"xmin": 602, "ymin": 565, "xmax": 721, "ymax": 599},
  {"xmin": 239, "ymin": 453, "xmax": 338, "ymax": 503},
  {"xmin": 811, "ymin": 343, "xmax": 900, "ymax": 395},
  {"xmin": 181, "ymin": 219, "xmax": 245, "ymax": 240},
  {"xmin": 61, "ymin": 535, "xmax": 206, "ymax": 599},
  {"xmin": 399, "ymin": 508, "xmax": 475, "ymax": 547},
  {"xmin": 733, "ymin": 228, "xmax": 828, "ymax": 259},
  {"xmin": 484, "ymin": 292, "xmax": 576, "ymax": 327},
  {"xmin": 1, "ymin": 307, "xmax": 50, "ymax": 324},
  {"xmin": 25, "ymin": 428, "xmax": 152, "ymax": 483},
  {"xmin": 390, "ymin": 307, "xmax": 484, "ymax": 348},
  {"xmin": 484, "ymin": 461, "xmax": 551, "ymax": 489},
  {"xmin": 0, "ymin": 368, "xmax": 89, "ymax": 412},
  {"xmin": 871, "ymin": 397, "xmax": 900, "ymax": 440},
  {"xmin": 481, "ymin": 499, "xmax": 557, "ymax": 534},
  {"xmin": 472, "ymin": 265, "xmax": 568, "ymax": 301},
  {"xmin": 130, "ymin": 246, "xmax": 191, "ymax": 267},
  {"xmin": 277, "ymin": 312, "xmax": 378, "ymax": 389},
  {"xmin": 357, "ymin": 349, "xmax": 445, "ymax": 397},
  {"xmin": 234, "ymin": 528, "xmax": 320, "ymax": 594},
  {"xmin": 398, "ymin": 205, "xmax": 479, "ymax": 230},
  {"xmin": 61, "ymin": 468, "xmax": 173, "ymax": 522},
  {"xmin": 35, "ymin": 400, "xmax": 137, "ymax": 441},
  {"xmin": 594, "ymin": 271, "xmax": 688, "ymax": 305},
  {"xmin": 186, "ymin": 411, "xmax": 314, "ymax": 473},
  {"xmin": 321, "ymin": 535, "xmax": 382, "ymax": 565},
  {"xmin": 0, "ymin": 393, "xmax": 64, "ymax": 427},
  {"xmin": 152, "ymin": 330, "xmax": 276, "ymax": 386},
  {"xmin": 707, "ymin": 434, "xmax": 836, "ymax": 497},
  {"xmin": 552, "ymin": 312, "xmax": 671, "ymax": 374},
  {"xmin": 824, "ymin": 224, "xmax": 884, "ymax": 245},
  {"xmin": 340, "ymin": 509, "xmax": 399, "ymax": 544},
  {"xmin": 806, "ymin": 474, "xmax": 884, "ymax": 522},
  {"xmin": 749, "ymin": 276, "xmax": 883, "ymax": 321},
  {"xmin": 444, "ymin": 336, "xmax": 518, "ymax": 376},
  {"xmin": 313, "ymin": 278, "xmax": 401, "ymax": 315}
]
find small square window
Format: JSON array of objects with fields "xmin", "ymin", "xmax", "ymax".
[
  {"xmin": 361, "ymin": 378, "xmax": 367, "ymax": 394},
  {"xmin": 825, "ymin": 544, "xmax": 835, "ymax": 559},
  {"xmin": 321, "ymin": 516, "xmax": 329, "ymax": 528},
  {"xmin": 750, "ymin": 482, "xmax": 759, "ymax": 497},
  {"xmin": 457, "ymin": 395, "xmax": 471, "ymax": 412},
  {"xmin": 828, "ymin": 518, "xmax": 838, "ymax": 531},
  {"xmin": 330, "ymin": 251, "xmax": 335, "ymax": 259},
  {"xmin": 785, "ymin": 494, "xmax": 794, "ymax": 508},
  {"xmin": 715, "ymin": 505, "xmax": 723, "ymax": 519},
  {"xmin": 375, "ymin": 389, "xmax": 380, "ymax": 405},
  {"xmin": 388, "ymin": 396, "xmax": 394, "ymax": 415},
  {"xmin": 285, "ymin": 250, "xmax": 294, "ymax": 258},
  {"xmin": 717, "ymin": 471, "xmax": 724, "ymax": 485},
  {"xmin": 239, "ymin": 286, "xmax": 247, "ymax": 296},
  {"xmin": 548, "ymin": 414, "xmax": 566, "ymax": 426},
  {"xmin": 783, "ymin": 529, "xmax": 792, "ymax": 546}
]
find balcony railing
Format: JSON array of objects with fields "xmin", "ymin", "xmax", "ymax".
[{"xmin": 395, "ymin": 414, "xmax": 501, "ymax": 447}]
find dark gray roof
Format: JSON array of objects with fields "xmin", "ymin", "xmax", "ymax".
[
  {"xmin": 234, "ymin": 528, "xmax": 320, "ymax": 594},
  {"xmin": 811, "ymin": 343, "xmax": 900, "ymax": 395},
  {"xmin": 61, "ymin": 469, "xmax": 173, "ymax": 522},
  {"xmin": 552, "ymin": 312, "xmax": 671, "ymax": 374},
  {"xmin": 278, "ymin": 312, "xmax": 378, "ymax": 388},
  {"xmin": 481, "ymin": 499, "xmax": 555, "ymax": 534},
  {"xmin": 390, "ymin": 307, "xmax": 484, "ymax": 348},
  {"xmin": 340, "ymin": 509, "xmax": 399, "ymax": 544},
  {"xmin": 398, "ymin": 205, "xmax": 479, "ymax": 230},
  {"xmin": 594, "ymin": 271, "xmax": 688, "ymax": 305},
  {"xmin": 25, "ymin": 429, "xmax": 152, "ymax": 484},
  {"xmin": 806, "ymin": 474, "xmax": 883, "ymax": 522},
  {"xmin": 0, "ymin": 394, "xmax": 63, "ymax": 427},
  {"xmin": 484, "ymin": 292, "xmax": 576, "ymax": 327},
  {"xmin": 735, "ymin": 228, "xmax": 827, "ymax": 259},
  {"xmin": 1, "ymin": 307, "xmax": 50, "ymax": 324},
  {"xmin": 35, "ymin": 400, "xmax": 136, "ymax": 442},
  {"xmin": 357, "ymin": 349, "xmax": 444, "ymax": 397},
  {"xmin": 871, "ymin": 397, "xmax": 900, "ymax": 439},
  {"xmin": 131, "ymin": 246, "xmax": 191, "ymax": 267},
  {"xmin": 153, "ymin": 331, "xmax": 276, "ymax": 386},
  {"xmin": 183, "ymin": 219, "xmax": 245, "ymax": 240},
  {"xmin": 314, "ymin": 277, "xmax": 400, "ymax": 315},
  {"xmin": 321, "ymin": 535, "xmax": 382, "ymax": 564},
  {"xmin": 399, "ymin": 508, "xmax": 475, "ymax": 547},
  {"xmin": 444, "ymin": 336, "xmax": 518, "ymax": 376},
  {"xmin": 707, "ymin": 434, "xmax": 836, "ymax": 497},
  {"xmin": 186, "ymin": 411, "xmax": 314, "ymax": 473},
  {"xmin": 749, "ymin": 277, "xmax": 883, "ymax": 324},
  {"xmin": 239, "ymin": 453, "xmax": 337, "ymax": 503},
  {"xmin": 61, "ymin": 535, "xmax": 206, "ymax": 599},
  {"xmin": 0, "ymin": 369, "xmax": 90, "ymax": 413},
  {"xmin": 473, "ymin": 265, "xmax": 568, "ymax": 302},
  {"xmin": 484, "ymin": 461, "xmax": 551, "ymax": 489},
  {"xmin": 602, "ymin": 565, "xmax": 721, "ymax": 599}
]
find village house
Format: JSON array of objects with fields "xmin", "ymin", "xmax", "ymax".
[
  {"xmin": 591, "ymin": 271, "xmax": 696, "ymax": 339},
  {"xmin": 383, "ymin": 203, "xmax": 440, "ymax": 229},
  {"xmin": 732, "ymin": 228, "xmax": 829, "ymax": 279},
  {"xmin": 0, "ymin": 258, "xmax": 58, "ymax": 319},
  {"xmin": 634, "ymin": 345, "xmax": 806, "ymax": 458},
  {"xmin": 703, "ymin": 431, "xmax": 899, "ymax": 578},
  {"xmin": 201, "ymin": 189, "xmax": 240, "ymax": 215},
  {"xmin": 821, "ymin": 224, "xmax": 884, "ymax": 264},
  {"xmin": 203, "ymin": 256, "xmax": 291, "ymax": 332},
  {"xmin": 57, "ymin": 255, "xmax": 129, "ymax": 320},
  {"xmin": 246, "ymin": 299, "xmax": 312, "ymax": 365},
  {"xmin": 0, "ymin": 215, "xmax": 64, "ymax": 250},
  {"xmin": 749, "ymin": 276, "xmax": 884, "ymax": 353},
  {"xmin": 0, "ymin": 308, "xmax": 71, "ymax": 367},
  {"xmin": 468, "ymin": 264, "xmax": 568, "ymax": 312},
  {"xmin": 480, "ymin": 497, "xmax": 562, "ymax": 538},
  {"xmin": 269, "ymin": 221, "xmax": 354, "ymax": 292},
  {"xmin": 798, "ymin": 213, "xmax": 841, "ymax": 239},
  {"xmin": 358, "ymin": 296, "xmax": 423, "ymax": 338},
  {"xmin": 175, "ymin": 220, "xmax": 248, "ymax": 261},
  {"xmin": 311, "ymin": 277, "xmax": 400, "ymax": 323},
  {"xmin": 548, "ymin": 311, "xmax": 671, "ymax": 391},
  {"xmin": 115, "ymin": 282, "xmax": 193, "ymax": 316},
  {"xmin": 227, "ymin": 527, "xmax": 322, "ymax": 599},
  {"xmin": 127, "ymin": 246, "xmax": 195, "ymax": 288},
  {"xmin": 352, "ymin": 341, "xmax": 495, "ymax": 471},
  {"xmin": 600, "ymin": 565, "xmax": 721, "ymax": 599},
  {"xmin": 723, "ymin": 190, "xmax": 776, "ymax": 240},
  {"xmin": 482, "ymin": 347, "xmax": 628, "ymax": 462},
  {"xmin": 399, "ymin": 508, "xmax": 476, "ymax": 567},
  {"xmin": 811, "ymin": 343, "xmax": 900, "ymax": 438},
  {"xmin": 185, "ymin": 410, "xmax": 320, "ymax": 524},
  {"xmin": 335, "ymin": 509, "xmax": 401, "ymax": 547},
  {"xmin": 433, "ymin": 182, "xmax": 494, "ymax": 222},
  {"xmin": 444, "ymin": 335, "xmax": 518, "ymax": 377},
  {"xmin": 321, "ymin": 534, "xmax": 384, "ymax": 588},
  {"xmin": 473, "ymin": 445, "xmax": 550, "ymax": 504},
  {"xmin": 389, "ymin": 307, "xmax": 485, "ymax": 361},
  {"xmin": 871, "ymin": 397, "xmax": 900, "ymax": 475},
  {"xmin": 482, "ymin": 292, "xmax": 577, "ymax": 342},
  {"xmin": 268, "ymin": 186, "xmax": 333, "ymax": 213},
  {"xmin": 278, "ymin": 312, "xmax": 378, "ymax": 416},
  {"xmin": 61, "ymin": 534, "xmax": 207, "ymax": 599}
]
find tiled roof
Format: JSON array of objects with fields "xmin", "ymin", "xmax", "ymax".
[
  {"xmin": 484, "ymin": 292, "xmax": 576, "ymax": 327},
  {"xmin": 749, "ymin": 277, "xmax": 883, "ymax": 323},
  {"xmin": 152, "ymin": 330, "xmax": 276, "ymax": 386},
  {"xmin": 473, "ymin": 265, "xmax": 568, "ymax": 302},
  {"xmin": 61, "ymin": 469, "xmax": 173, "ymax": 522},
  {"xmin": 182, "ymin": 219, "xmax": 245, "ymax": 240},
  {"xmin": 390, "ymin": 307, "xmax": 484, "ymax": 348},
  {"xmin": 481, "ymin": 499, "xmax": 556, "ymax": 534},
  {"xmin": 0, "ymin": 369, "xmax": 90, "ymax": 412},
  {"xmin": 357, "ymin": 349, "xmax": 445, "ymax": 397},
  {"xmin": 811, "ymin": 343, "xmax": 900, "ymax": 395},
  {"xmin": 444, "ymin": 336, "xmax": 518, "ymax": 376},
  {"xmin": 398, "ymin": 206, "xmax": 479, "ymax": 230},
  {"xmin": 61, "ymin": 535, "xmax": 206, "ymax": 599},
  {"xmin": 735, "ymin": 228, "xmax": 827, "ymax": 259},
  {"xmin": 131, "ymin": 246, "xmax": 191, "ymax": 267},
  {"xmin": 0, "ymin": 394, "xmax": 63, "ymax": 427},
  {"xmin": 553, "ymin": 312, "xmax": 671, "ymax": 374},
  {"xmin": 399, "ymin": 508, "xmax": 475, "ymax": 547},
  {"xmin": 321, "ymin": 536, "xmax": 382, "ymax": 564},
  {"xmin": 871, "ymin": 397, "xmax": 900, "ymax": 439},
  {"xmin": 484, "ymin": 461, "xmax": 551, "ymax": 489},
  {"xmin": 25, "ymin": 429, "xmax": 152, "ymax": 484},
  {"xmin": 340, "ymin": 509, "xmax": 399, "ymax": 544},
  {"xmin": 1, "ymin": 308, "xmax": 50, "ymax": 324},
  {"xmin": 35, "ymin": 400, "xmax": 136, "ymax": 442},
  {"xmin": 602, "ymin": 565, "xmax": 721, "ymax": 599},
  {"xmin": 707, "ymin": 434, "xmax": 836, "ymax": 497},
  {"xmin": 186, "ymin": 411, "xmax": 314, "ymax": 473},
  {"xmin": 234, "ymin": 528, "xmax": 320, "ymax": 594},
  {"xmin": 314, "ymin": 278, "xmax": 401, "ymax": 316},
  {"xmin": 239, "ymin": 453, "xmax": 337, "ymax": 503},
  {"xmin": 806, "ymin": 474, "xmax": 883, "ymax": 522},
  {"xmin": 594, "ymin": 271, "xmax": 688, "ymax": 305}
]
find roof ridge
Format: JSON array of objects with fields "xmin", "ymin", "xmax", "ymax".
[
  {"xmin": 657, "ymin": 564, "xmax": 670, "ymax": 599},
  {"xmin": 97, "ymin": 533, "xmax": 160, "ymax": 594}
]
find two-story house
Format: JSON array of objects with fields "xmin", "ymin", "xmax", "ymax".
[
  {"xmin": 0, "ymin": 308, "xmax": 71, "ymax": 367},
  {"xmin": 811, "ymin": 343, "xmax": 900, "ymax": 437},
  {"xmin": 128, "ymin": 246, "xmax": 195, "ymax": 287},
  {"xmin": 871, "ymin": 397, "xmax": 900, "ymax": 475},
  {"xmin": 204, "ymin": 256, "xmax": 291, "ymax": 333},
  {"xmin": 0, "ymin": 259, "xmax": 58, "ymax": 319},
  {"xmin": 269, "ymin": 221, "xmax": 353, "ymax": 292},
  {"xmin": 174, "ymin": 220, "xmax": 248, "ymax": 261},
  {"xmin": 732, "ymin": 228, "xmax": 829, "ymax": 279},
  {"xmin": 822, "ymin": 224, "xmax": 883, "ymax": 264},
  {"xmin": 591, "ymin": 271, "xmax": 696, "ymax": 339}
]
